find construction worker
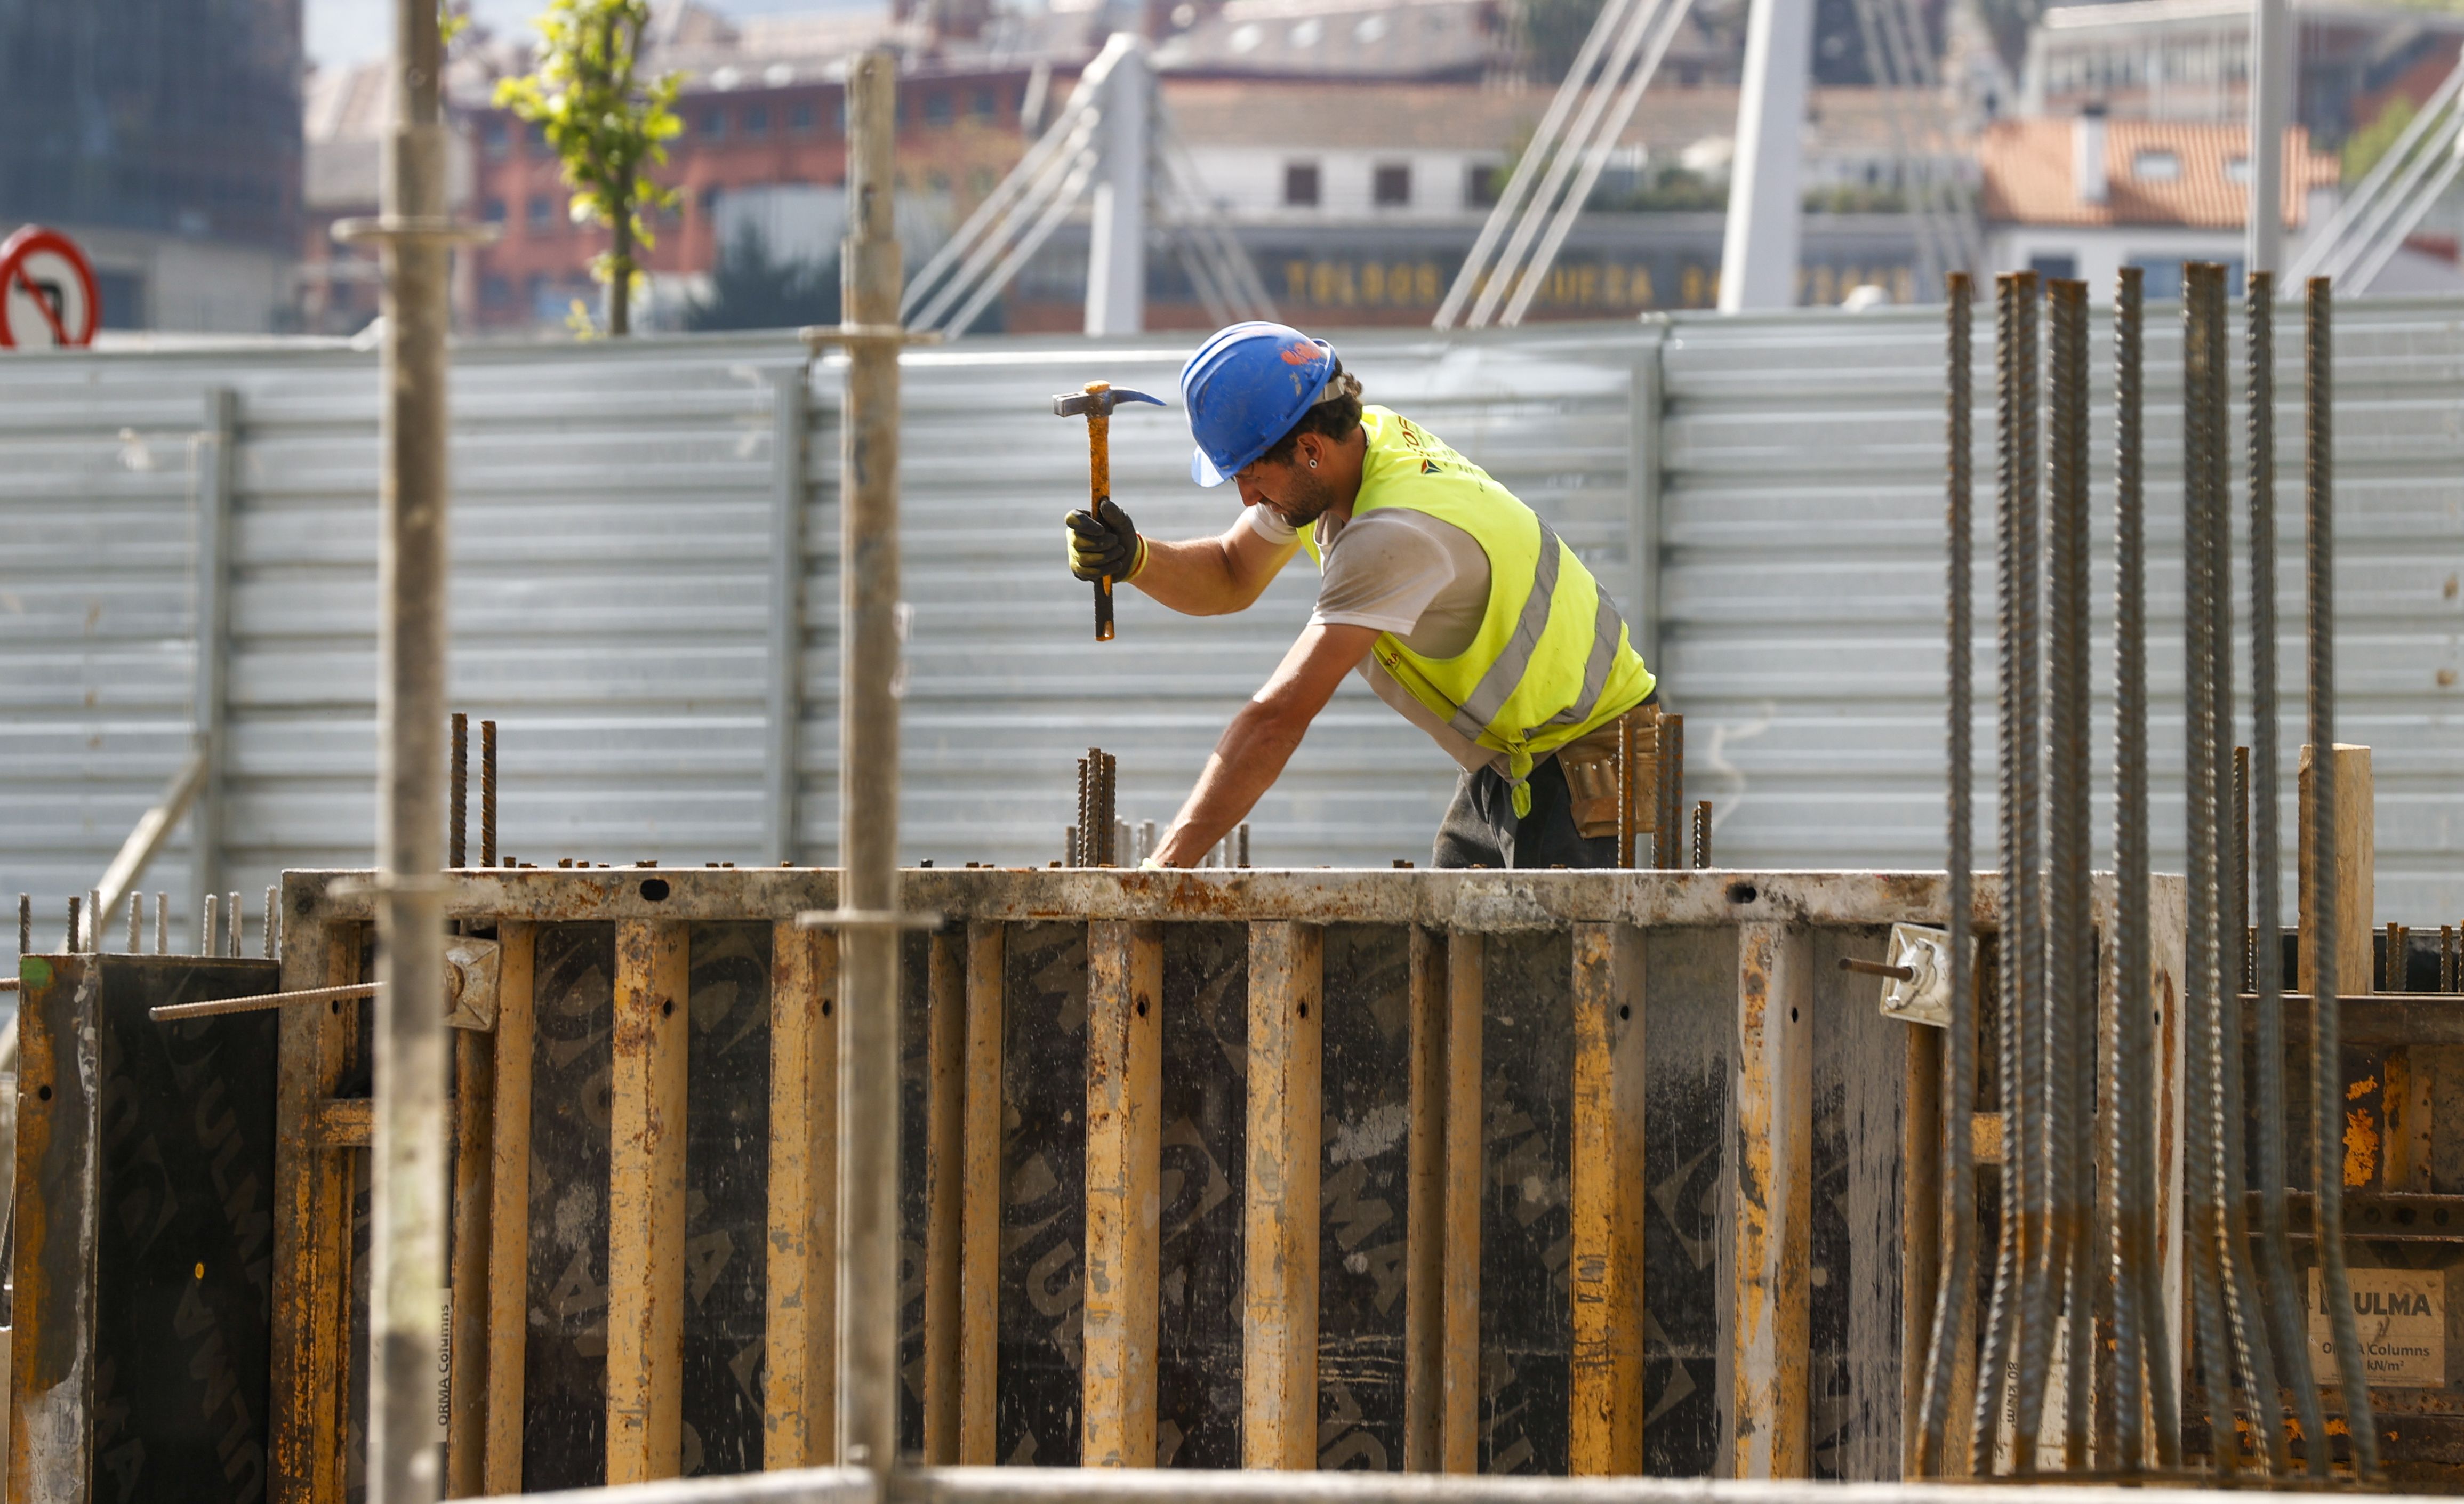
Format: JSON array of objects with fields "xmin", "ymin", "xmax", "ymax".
[{"xmin": 1065, "ymin": 321, "xmax": 1657, "ymax": 869}]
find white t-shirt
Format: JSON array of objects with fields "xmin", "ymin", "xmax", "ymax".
[{"xmin": 1244, "ymin": 503, "xmax": 1500, "ymax": 773}]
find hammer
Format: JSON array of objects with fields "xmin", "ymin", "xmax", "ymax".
[{"xmin": 1052, "ymin": 380, "xmax": 1166, "ymax": 642}]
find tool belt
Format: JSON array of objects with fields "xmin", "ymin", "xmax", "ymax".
[{"xmin": 1556, "ymin": 702, "xmax": 1661, "ymax": 841}]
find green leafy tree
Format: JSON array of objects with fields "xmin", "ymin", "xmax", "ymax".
[
  {"xmin": 495, "ymin": 0, "xmax": 681, "ymax": 335},
  {"xmin": 2344, "ymin": 95, "xmax": 2419, "ymax": 186},
  {"xmin": 685, "ymin": 226, "xmax": 841, "ymax": 332}
]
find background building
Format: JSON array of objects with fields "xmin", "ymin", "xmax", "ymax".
[{"xmin": 0, "ymin": 0, "xmax": 304, "ymax": 333}]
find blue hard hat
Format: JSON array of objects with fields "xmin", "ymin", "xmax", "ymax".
[{"xmin": 1179, "ymin": 321, "xmax": 1340, "ymax": 487}]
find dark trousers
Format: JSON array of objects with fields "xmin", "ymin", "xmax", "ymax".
[{"xmin": 1431, "ymin": 754, "xmax": 1620, "ymax": 870}]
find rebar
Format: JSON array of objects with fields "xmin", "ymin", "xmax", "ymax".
[
  {"xmin": 2107, "ymin": 264, "xmax": 2178, "ymax": 1470},
  {"xmin": 2444, "ymin": 926, "xmax": 2457, "ymax": 992},
  {"xmin": 1237, "ymin": 823, "xmax": 1250, "ymax": 868},
  {"xmin": 2180, "ymin": 261, "xmax": 2244, "ymax": 1472},
  {"xmin": 1916, "ymin": 270, "xmax": 1977, "ymax": 1479},
  {"xmin": 1975, "ymin": 270, "xmax": 2041, "ymax": 1469},
  {"xmin": 481, "ymin": 719, "xmax": 499, "ymax": 868},
  {"xmin": 228, "ymin": 890, "xmax": 242, "ymax": 961},
  {"xmin": 1659, "ymin": 714, "xmax": 1686, "ymax": 870},
  {"xmin": 1691, "ymin": 800, "xmax": 1712, "ymax": 868},
  {"xmin": 2307, "ymin": 274, "xmax": 2376, "ymax": 1477},
  {"xmin": 156, "ymin": 891, "xmax": 168, "ymax": 954},
  {"xmin": 451, "ymin": 710, "xmax": 469, "ymax": 868},
  {"xmin": 127, "ymin": 892, "xmax": 141, "ymax": 953},
  {"xmin": 89, "ymin": 889, "xmax": 102, "ymax": 952},
  {"xmin": 2233, "ymin": 747, "xmax": 2252, "ymax": 991},
  {"xmin": 18, "ymin": 893, "xmax": 29, "ymax": 956},
  {"xmin": 202, "ymin": 893, "xmax": 215, "ymax": 957},
  {"xmin": 266, "ymin": 884, "xmax": 281, "ymax": 959},
  {"xmin": 838, "ymin": 50, "xmax": 908, "ymax": 1479},
  {"xmin": 2044, "ymin": 279, "xmax": 2093, "ymax": 1470},
  {"xmin": 2199, "ymin": 263, "xmax": 2285, "ymax": 1476},
  {"xmin": 68, "ymin": 895, "xmax": 83, "ymax": 955},
  {"xmin": 2246, "ymin": 268, "xmax": 2326, "ymax": 1472}
]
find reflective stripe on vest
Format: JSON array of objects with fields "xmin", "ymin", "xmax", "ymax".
[{"xmin": 1302, "ymin": 407, "xmax": 1655, "ymax": 817}]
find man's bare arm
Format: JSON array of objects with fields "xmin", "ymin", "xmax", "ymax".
[
  {"xmin": 1151, "ymin": 622, "xmax": 1378, "ymax": 866},
  {"xmin": 1130, "ymin": 513, "xmax": 1298, "ymax": 616}
]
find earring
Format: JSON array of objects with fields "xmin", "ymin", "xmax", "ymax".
[{"xmin": 1309, "ymin": 459, "xmax": 1319, "ymax": 468}]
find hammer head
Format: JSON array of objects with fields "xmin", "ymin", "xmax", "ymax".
[{"xmin": 1052, "ymin": 388, "xmax": 1167, "ymax": 419}]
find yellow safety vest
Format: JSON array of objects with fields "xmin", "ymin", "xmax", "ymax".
[{"xmin": 1302, "ymin": 406, "xmax": 1656, "ymax": 815}]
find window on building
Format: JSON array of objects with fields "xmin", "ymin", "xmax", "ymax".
[
  {"xmin": 2224, "ymin": 155, "xmax": 2251, "ymax": 183},
  {"xmin": 790, "ymin": 100, "xmax": 816, "ymax": 133},
  {"xmin": 481, "ymin": 118, "xmax": 510, "ymax": 157},
  {"xmin": 971, "ymin": 85, "xmax": 998, "ymax": 120},
  {"xmin": 701, "ymin": 108, "xmax": 728, "ymax": 139},
  {"xmin": 2028, "ymin": 253, "xmax": 2078, "ymax": 280},
  {"xmin": 2131, "ymin": 149, "xmax": 2180, "ymax": 181},
  {"xmin": 1373, "ymin": 163, "xmax": 1412, "ymax": 207},
  {"xmin": 924, "ymin": 92, "xmax": 954, "ymax": 126},
  {"xmin": 1465, "ymin": 162, "xmax": 1503, "ymax": 208},
  {"xmin": 1284, "ymin": 160, "xmax": 1321, "ymax": 207},
  {"xmin": 526, "ymin": 194, "xmax": 553, "ymax": 231},
  {"xmin": 482, "ymin": 197, "xmax": 508, "ymax": 223},
  {"xmin": 744, "ymin": 104, "xmax": 769, "ymax": 136}
]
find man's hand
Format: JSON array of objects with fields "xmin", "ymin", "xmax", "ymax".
[{"xmin": 1066, "ymin": 498, "xmax": 1146, "ymax": 583}]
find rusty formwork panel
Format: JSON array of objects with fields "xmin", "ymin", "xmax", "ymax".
[
  {"xmin": 216, "ymin": 867, "xmax": 2180, "ymax": 1498},
  {"xmin": 9, "ymin": 954, "xmax": 284, "ymax": 1504}
]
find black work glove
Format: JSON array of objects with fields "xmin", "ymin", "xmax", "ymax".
[{"xmin": 1065, "ymin": 497, "xmax": 1146, "ymax": 583}]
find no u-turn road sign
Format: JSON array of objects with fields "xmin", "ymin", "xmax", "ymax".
[{"xmin": 1, "ymin": 225, "xmax": 101, "ymax": 350}]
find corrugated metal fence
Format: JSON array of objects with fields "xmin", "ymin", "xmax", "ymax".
[{"xmin": 2, "ymin": 300, "xmax": 2458, "ymax": 948}]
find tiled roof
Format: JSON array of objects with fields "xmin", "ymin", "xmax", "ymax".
[{"xmin": 1980, "ymin": 116, "xmax": 2339, "ymax": 228}]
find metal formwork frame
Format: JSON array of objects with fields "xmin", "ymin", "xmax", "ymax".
[{"xmin": 258, "ymin": 865, "xmax": 2184, "ymax": 1498}]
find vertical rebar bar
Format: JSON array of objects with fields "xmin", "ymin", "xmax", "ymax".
[
  {"xmin": 1974, "ymin": 274, "xmax": 2021, "ymax": 1465},
  {"xmin": 266, "ymin": 885, "xmax": 280, "ymax": 959},
  {"xmin": 68, "ymin": 895, "xmax": 83, "ymax": 955},
  {"xmin": 2200, "ymin": 263, "xmax": 2285, "ymax": 1475},
  {"xmin": 2233, "ymin": 747, "xmax": 2252, "ymax": 991},
  {"xmin": 2307, "ymin": 274, "xmax": 2377, "ymax": 1478},
  {"xmin": 1077, "ymin": 754, "xmax": 1093, "ymax": 868},
  {"xmin": 87, "ymin": 890, "xmax": 101, "ymax": 952},
  {"xmin": 156, "ymin": 892, "xmax": 168, "ymax": 955},
  {"xmin": 1238, "ymin": 823, "xmax": 1250, "ymax": 868},
  {"xmin": 2044, "ymin": 279, "xmax": 2094, "ymax": 1470},
  {"xmin": 838, "ymin": 49, "xmax": 906, "ymax": 1481},
  {"xmin": 1918, "ymin": 271, "xmax": 1978, "ymax": 1479},
  {"xmin": 1691, "ymin": 801, "xmax": 1712, "ymax": 869},
  {"xmin": 127, "ymin": 892, "xmax": 141, "ymax": 953},
  {"xmin": 18, "ymin": 893, "xmax": 29, "ymax": 957},
  {"xmin": 227, "ymin": 890, "xmax": 242, "ymax": 962},
  {"xmin": 367, "ymin": 0, "xmax": 456, "ymax": 1493},
  {"xmin": 481, "ymin": 719, "xmax": 499, "ymax": 868},
  {"xmin": 451, "ymin": 711, "xmax": 468, "ymax": 868},
  {"xmin": 199, "ymin": 893, "xmax": 214, "ymax": 958},
  {"xmin": 2246, "ymin": 267, "xmax": 2325, "ymax": 1474},
  {"xmin": 2180, "ymin": 262, "xmax": 2243, "ymax": 1473},
  {"xmin": 2108, "ymin": 264, "xmax": 2178, "ymax": 1471}
]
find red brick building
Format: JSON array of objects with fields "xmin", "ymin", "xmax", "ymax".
[{"xmin": 464, "ymin": 60, "xmax": 1076, "ymax": 329}]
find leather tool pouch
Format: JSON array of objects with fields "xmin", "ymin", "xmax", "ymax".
[{"xmin": 1556, "ymin": 704, "xmax": 1658, "ymax": 840}]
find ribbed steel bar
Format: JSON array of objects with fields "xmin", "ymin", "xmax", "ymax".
[
  {"xmin": 451, "ymin": 710, "xmax": 469, "ymax": 868},
  {"xmin": 2306, "ymin": 276, "xmax": 2377, "ymax": 1477},
  {"xmin": 2246, "ymin": 269, "xmax": 2325, "ymax": 1473},
  {"xmin": 481, "ymin": 718, "xmax": 499, "ymax": 868},
  {"xmin": 2180, "ymin": 262, "xmax": 2241, "ymax": 1474},
  {"xmin": 2234, "ymin": 747, "xmax": 2252, "ymax": 991},
  {"xmin": 1916, "ymin": 272, "xmax": 1978, "ymax": 1478},
  {"xmin": 2109, "ymin": 266, "xmax": 2180, "ymax": 1469},
  {"xmin": 1975, "ymin": 270, "xmax": 2042, "ymax": 1470},
  {"xmin": 2043, "ymin": 279, "xmax": 2093, "ymax": 1470},
  {"xmin": 2203, "ymin": 264, "xmax": 2285, "ymax": 1473}
]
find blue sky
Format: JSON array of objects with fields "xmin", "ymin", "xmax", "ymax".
[{"xmin": 306, "ymin": 0, "xmax": 885, "ymax": 70}]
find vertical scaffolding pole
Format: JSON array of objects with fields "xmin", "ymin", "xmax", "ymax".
[
  {"xmin": 365, "ymin": 0, "xmax": 454, "ymax": 1494},
  {"xmin": 1083, "ymin": 36, "xmax": 1148, "ymax": 335},
  {"xmin": 839, "ymin": 49, "xmax": 908, "ymax": 1479}
]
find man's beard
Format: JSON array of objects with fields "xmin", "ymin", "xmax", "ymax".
[{"xmin": 1270, "ymin": 469, "xmax": 1341, "ymax": 529}]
